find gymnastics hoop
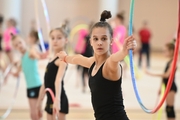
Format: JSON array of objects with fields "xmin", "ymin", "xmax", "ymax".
[
  {"xmin": 0, "ymin": 75, "xmax": 20, "ymax": 119},
  {"xmin": 124, "ymin": 55, "xmax": 142, "ymax": 79},
  {"xmin": 40, "ymin": 0, "xmax": 52, "ymax": 55},
  {"xmin": 128, "ymin": 0, "xmax": 180, "ymax": 113},
  {"xmin": 0, "ymin": 65, "xmax": 12, "ymax": 92},
  {"xmin": 152, "ymin": 84, "xmax": 165, "ymax": 120},
  {"xmin": 34, "ymin": 0, "xmax": 47, "ymax": 53},
  {"xmin": 70, "ymin": 16, "xmax": 91, "ymax": 28},
  {"xmin": 67, "ymin": 24, "xmax": 88, "ymax": 54},
  {"xmin": 70, "ymin": 24, "xmax": 88, "ymax": 41},
  {"xmin": 45, "ymin": 88, "xmax": 58, "ymax": 120}
]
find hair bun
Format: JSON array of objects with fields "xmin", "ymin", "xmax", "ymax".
[{"xmin": 100, "ymin": 10, "xmax": 112, "ymax": 22}]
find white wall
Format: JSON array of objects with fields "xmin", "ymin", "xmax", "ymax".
[
  {"xmin": 0, "ymin": 0, "xmax": 22, "ymax": 30},
  {"xmin": 118, "ymin": 0, "xmax": 178, "ymax": 51},
  {"xmin": 0, "ymin": 0, "xmax": 178, "ymax": 50}
]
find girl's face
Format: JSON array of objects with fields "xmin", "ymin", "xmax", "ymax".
[
  {"xmin": 50, "ymin": 30, "xmax": 67, "ymax": 52},
  {"xmin": 90, "ymin": 27, "xmax": 112, "ymax": 56},
  {"xmin": 27, "ymin": 35, "xmax": 36, "ymax": 45},
  {"xmin": 12, "ymin": 37, "xmax": 26, "ymax": 53},
  {"xmin": 164, "ymin": 46, "xmax": 173, "ymax": 58}
]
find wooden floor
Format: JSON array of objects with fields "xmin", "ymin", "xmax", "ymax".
[{"xmin": 1, "ymin": 108, "xmax": 180, "ymax": 120}]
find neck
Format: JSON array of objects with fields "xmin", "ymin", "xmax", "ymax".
[
  {"xmin": 21, "ymin": 48, "xmax": 26, "ymax": 55},
  {"xmin": 94, "ymin": 52, "xmax": 110, "ymax": 66},
  {"xmin": 54, "ymin": 48, "xmax": 64, "ymax": 55}
]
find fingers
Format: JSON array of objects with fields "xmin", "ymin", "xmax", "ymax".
[
  {"xmin": 126, "ymin": 35, "xmax": 137, "ymax": 50},
  {"xmin": 53, "ymin": 108, "xmax": 59, "ymax": 120}
]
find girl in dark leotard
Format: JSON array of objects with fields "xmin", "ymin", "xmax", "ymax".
[
  {"xmin": 146, "ymin": 43, "xmax": 177, "ymax": 120},
  {"xmin": 37, "ymin": 25, "xmax": 69, "ymax": 120},
  {"xmin": 57, "ymin": 10, "xmax": 137, "ymax": 120}
]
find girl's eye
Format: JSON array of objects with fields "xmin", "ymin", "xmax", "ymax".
[
  {"xmin": 102, "ymin": 37, "xmax": 107, "ymax": 41},
  {"xmin": 58, "ymin": 37, "xmax": 62, "ymax": 40},
  {"xmin": 93, "ymin": 38, "xmax": 98, "ymax": 41},
  {"xmin": 51, "ymin": 37, "xmax": 54, "ymax": 40}
]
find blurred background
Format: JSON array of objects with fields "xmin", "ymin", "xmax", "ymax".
[{"xmin": 0, "ymin": 0, "xmax": 179, "ymax": 120}]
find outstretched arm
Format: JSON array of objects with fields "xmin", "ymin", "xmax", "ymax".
[
  {"xmin": 57, "ymin": 51, "xmax": 94, "ymax": 68},
  {"xmin": 145, "ymin": 62, "xmax": 173, "ymax": 79},
  {"xmin": 103, "ymin": 35, "xmax": 136, "ymax": 81},
  {"xmin": 29, "ymin": 46, "xmax": 48, "ymax": 60}
]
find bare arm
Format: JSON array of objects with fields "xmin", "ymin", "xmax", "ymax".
[
  {"xmin": 11, "ymin": 63, "xmax": 21, "ymax": 77},
  {"xmin": 29, "ymin": 46, "xmax": 48, "ymax": 60},
  {"xmin": 146, "ymin": 62, "xmax": 173, "ymax": 79},
  {"xmin": 53, "ymin": 60, "xmax": 68, "ymax": 115},
  {"xmin": 104, "ymin": 36, "xmax": 136, "ymax": 81},
  {"xmin": 36, "ymin": 84, "xmax": 45, "ymax": 118},
  {"xmin": 37, "ymin": 84, "xmax": 45, "ymax": 105},
  {"xmin": 58, "ymin": 51, "xmax": 94, "ymax": 68},
  {"xmin": 54, "ymin": 60, "xmax": 67, "ymax": 101}
]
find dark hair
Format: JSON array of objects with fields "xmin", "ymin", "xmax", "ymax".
[
  {"xmin": 0, "ymin": 14, "xmax": 4, "ymax": 25},
  {"xmin": 49, "ymin": 24, "xmax": 69, "ymax": 38},
  {"xmin": 29, "ymin": 30, "xmax": 39, "ymax": 43},
  {"xmin": 165, "ymin": 43, "xmax": 175, "ymax": 51},
  {"xmin": 90, "ymin": 10, "xmax": 113, "ymax": 38},
  {"xmin": 116, "ymin": 11, "xmax": 125, "ymax": 23}
]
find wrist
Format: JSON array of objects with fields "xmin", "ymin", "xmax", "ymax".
[
  {"xmin": 63, "ymin": 55, "xmax": 68, "ymax": 63},
  {"xmin": 121, "ymin": 50, "xmax": 127, "ymax": 58},
  {"xmin": 55, "ymin": 97, "xmax": 60, "ymax": 101}
]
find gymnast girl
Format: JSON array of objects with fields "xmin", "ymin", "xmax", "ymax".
[
  {"xmin": 36, "ymin": 25, "xmax": 69, "ymax": 120},
  {"xmin": 3, "ymin": 18, "xmax": 18, "ymax": 63},
  {"xmin": 10, "ymin": 31, "xmax": 47, "ymax": 120},
  {"xmin": 57, "ymin": 10, "xmax": 137, "ymax": 120},
  {"xmin": 111, "ymin": 12, "xmax": 127, "ymax": 53},
  {"xmin": 146, "ymin": 42, "xmax": 177, "ymax": 120}
]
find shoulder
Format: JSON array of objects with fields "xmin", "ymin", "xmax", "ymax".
[
  {"xmin": 102, "ymin": 58, "xmax": 122, "ymax": 81},
  {"xmin": 87, "ymin": 57, "xmax": 95, "ymax": 68}
]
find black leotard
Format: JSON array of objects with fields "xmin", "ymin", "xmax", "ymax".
[
  {"xmin": 44, "ymin": 57, "xmax": 68, "ymax": 114},
  {"xmin": 88, "ymin": 62, "xmax": 129, "ymax": 120},
  {"xmin": 163, "ymin": 60, "xmax": 177, "ymax": 92}
]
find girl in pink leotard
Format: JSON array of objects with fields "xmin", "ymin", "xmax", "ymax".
[
  {"xmin": 75, "ymin": 29, "xmax": 88, "ymax": 54},
  {"xmin": 111, "ymin": 12, "xmax": 127, "ymax": 53},
  {"xmin": 3, "ymin": 18, "xmax": 18, "ymax": 62}
]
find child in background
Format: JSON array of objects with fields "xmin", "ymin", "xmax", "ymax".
[
  {"xmin": 146, "ymin": 42, "xmax": 177, "ymax": 120},
  {"xmin": 11, "ymin": 32, "xmax": 47, "ymax": 120},
  {"xmin": 36, "ymin": 25, "xmax": 69, "ymax": 120},
  {"xmin": 3, "ymin": 18, "xmax": 18, "ymax": 63}
]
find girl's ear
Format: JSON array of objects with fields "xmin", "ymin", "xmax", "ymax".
[
  {"xmin": 110, "ymin": 38, "xmax": 113, "ymax": 45},
  {"xmin": 90, "ymin": 37, "xmax": 92, "ymax": 46}
]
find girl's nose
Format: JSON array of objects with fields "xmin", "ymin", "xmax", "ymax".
[{"xmin": 97, "ymin": 40, "xmax": 102, "ymax": 46}]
